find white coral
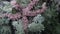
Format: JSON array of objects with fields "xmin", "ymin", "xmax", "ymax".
[
  {"xmin": 0, "ymin": 1, "xmax": 12, "ymax": 13},
  {"xmin": 12, "ymin": 20, "xmax": 25, "ymax": 34},
  {"xmin": 28, "ymin": 14, "xmax": 45, "ymax": 32}
]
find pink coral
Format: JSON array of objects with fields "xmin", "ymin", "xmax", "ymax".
[{"xmin": 0, "ymin": 0, "xmax": 47, "ymax": 34}]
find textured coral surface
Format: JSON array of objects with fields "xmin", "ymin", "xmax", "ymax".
[{"xmin": 1, "ymin": 0, "xmax": 59, "ymax": 34}]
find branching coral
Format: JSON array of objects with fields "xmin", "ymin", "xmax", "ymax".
[{"xmin": 0, "ymin": 0, "xmax": 47, "ymax": 34}]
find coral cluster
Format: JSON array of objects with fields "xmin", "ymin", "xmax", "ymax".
[{"xmin": 0, "ymin": 0, "xmax": 48, "ymax": 34}]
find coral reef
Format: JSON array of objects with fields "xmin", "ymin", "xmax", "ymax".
[{"xmin": 0, "ymin": 0, "xmax": 48, "ymax": 34}]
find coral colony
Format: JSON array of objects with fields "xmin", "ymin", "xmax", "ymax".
[{"xmin": 0, "ymin": 0, "xmax": 47, "ymax": 34}]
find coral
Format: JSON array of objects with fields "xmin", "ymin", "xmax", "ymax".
[
  {"xmin": 0, "ymin": 0, "xmax": 48, "ymax": 34},
  {"xmin": 0, "ymin": 0, "xmax": 47, "ymax": 28},
  {"xmin": 28, "ymin": 14, "xmax": 45, "ymax": 32},
  {"xmin": 12, "ymin": 20, "xmax": 25, "ymax": 34},
  {"xmin": 11, "ymin": 1, "xmax": 47, "ymax": 33},
  {"xmin": 0, "ymin": 26, "xmax": 11, "ymax": 34},
  {"xmin": 0, "ymin": 1, "xmax": 12, "ymax": 13}
]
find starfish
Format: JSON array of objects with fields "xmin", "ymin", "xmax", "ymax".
[{"xmin": 0, "ymin": 0, "xmax": 47, "ymax": 34}]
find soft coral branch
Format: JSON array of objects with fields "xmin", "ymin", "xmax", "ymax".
[
  {"xmin": 10, "ymin": 0, "xmax": 23, "ymax": 10},
  {"xmin": 2, "ymin": 13, "xmax": 21, "ymax": 20},
  {"xmin": 22, "ymin": 16, "xmax": 28, "ymax": 30},
  {"xmin": 23, "ymin": 2, "xmax": 47, "ymax": 16},
  {"xmin": 24, "ymin": 0, "xmax": 39, "ymax": 11},
  {"xmin": 22, "ymin": 16, "xmax": 29, "ymax": 34}
]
